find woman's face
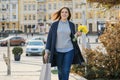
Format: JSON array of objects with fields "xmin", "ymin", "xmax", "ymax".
[{"xmin": 60, "ymin": 8, "xmax": 69, "ymax": 20}]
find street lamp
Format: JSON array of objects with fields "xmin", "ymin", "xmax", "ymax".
[
  {"xmin": 81, "ymin": 1, "xmax": 87, "ymax": 49},
  {"xmin": 43, "ymin": 17, "xmax": 46, "ymax": 33},
  {"xmin": 6, "ymin": 0, "xmax": 11, "ymax": 75},
  {"xmin": 80, "ymin": 0, "xmax": 88, "ymax": 75}
]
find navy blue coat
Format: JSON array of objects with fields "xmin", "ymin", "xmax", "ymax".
[{"xmin": 46, "ymin": 21, "xmax": 85, "ymax": 67}]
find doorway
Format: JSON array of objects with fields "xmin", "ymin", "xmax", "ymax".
[{"xmin": 89, "ymin": 23, "xmax": 92, "ymax": 34}]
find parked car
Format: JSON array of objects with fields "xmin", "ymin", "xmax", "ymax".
[
  {"xmin": 4, "ymin": 30, "xmax": 23, "ymax": 34},
  {"xmin": 0, "ymin": 32, "xmax": 9, "ymax": 37},
  {"xmin": 31, "ymin": 37, "xmax": 46, "ymax": 44},
  {"xmin": 26, "ymin": 40, "xmax": 45, "ymax": 56},
  {"xmin": 0, "ymin": 36, "xmax": 26, "ymax": 46}
]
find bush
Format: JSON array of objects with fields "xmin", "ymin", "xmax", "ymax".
[
  {"xmin": 12, "ymin": 46, "xmax": 23, "ymax": 55},
  {"xmin": 87, "ymin": 0, "xmax": 120, "ymax": 8},
  {"xmin": 71, "ymin": 22, "xmax": 120, "ymax": 79}
]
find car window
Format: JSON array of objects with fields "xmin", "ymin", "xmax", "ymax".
[
  {"xmin": 36, "ymin": 38, "xmax": 41, "ymax": 40},
  {"xmin": 32, "ymin": 37, "xmax": 44, "ymax": 39},
  {"xmin": 16, "ymin": 37, "xmax": 22, "ymax": 39},
  {"xmin": 10, "ymin": 37, "xmax": 16, "ymax": 40},
  {"xmin": 28, "ymin": 41, "xmax": 44, "ymax": 46}
]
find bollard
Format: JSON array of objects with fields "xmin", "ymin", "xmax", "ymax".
[
  {"xmin": 7, "ymin": 39, "xmax": 11, "ymax": 75},
  {"xmin": 88, "ymin": 38, "xmax": 90, "ymax": 43},
  {"xmin": 96, "ymin": 38, "xmax": 98, "ymax": 43},
  {"xmin": 3, "ymin": 53, "xmax": 9, "ymax": 66},
  {"xmin": 86, "ymin": 42, "xmax": 91, "ymax": 49}
]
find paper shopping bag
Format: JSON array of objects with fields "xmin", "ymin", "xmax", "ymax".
[{"xmin": 39, "ymin": 63, "xmax": 51, "ymax": 80}]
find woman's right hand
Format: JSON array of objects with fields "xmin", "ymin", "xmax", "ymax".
[{"xmin": 44, "ymin": 53, "xmax": 49, "ymax": 63}]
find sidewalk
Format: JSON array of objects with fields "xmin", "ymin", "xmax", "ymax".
[
  {"xmin": 0, "ymin": 56, "xmax": 87, "ymax": 80},
  {"xmin": 0, "ymin": 66, "xmax": 87, "ymax": 80},
  {"xmin": 0, "ymin": 72, "xmax": 87, "ymax": 80},
  {"xmin": 51, "ymin": 72, "xmax": 87, "ymax": 80}
]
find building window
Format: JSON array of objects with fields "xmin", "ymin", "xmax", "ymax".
[
  {"xmin": 28, "ymin": 4, "xmax": 31, "ymax": 10},
  {"xmin": 2, "ymin": 4, "xmax": 4, "ymax": 8},
  {"xmin": 13, "ymin": 23, "xmax": 16, "ymax": 29},
  {"xmin": 12, "ymin": 4, "xmax": 16, "ymax": 9},
  {"xmin": 39, "ymin": 5, "xmax": 42, "ymax": 10},
  {"xmin": 24, "ymin": 15, "xmax": 27, "ymax": 20},
  {"xmin": 79, "ymin": 13, "xmax": 82, "ymax": 19},
  {"xmin": 6, "ymin": 4, "xmax": 9, "ymax": 9},
  {"xmin": 29, "ymin": 15, "xmax": 31, "ymax": 20},
  {"xmin": 2, "ymin": 4, "xmax": 5, "ymax": 9},
  {"xmin": 102, "ymin": 13, "xmax": 106, "ymax": 18},
  {"xmin": 33, "ymin": 15, "xmax": 35, "ymax": 20},
  {"xmin": 88, "ymin": 3, "xmax": 92, "ymax": 8},
  {"xmin": 24, "ymin": 5, "xmax": 27, "ymax": 10},
  {"xmin": 75, "ymin": 13, "xmax": 78, "ymax": 19},
  {"xmin": 96, "ymin": 11, "xmax": 101, "ymax": 18},
  {"xmin": 2, "ymin": 15, "xmax": 5, "ymax": 20},
  {"xmin": 13, "ymin": 15, "xmax": 16, "ymax": 19},
  {"xmin": 6, "ymin": 23, "xmax": 9, "ymax": 28},
  {"xmin": 54, "ymin": 3, "xmax": 56, "ymax": 9},
  {"xmin": 115, "ymin": 5, "xmax": 119, "ymax": 9},
  {"xmin": 97, "ymin": 14, "xmax": 100, "ymax": 18},
  {"xmin": 33, "ymin": 4, "xmax": 35, "ymax": 10},
  {"xmin": 75, "ymin": 3, "xmax": 78, "ymax": 8},
  {"xmin": 48, "ymin": 4, "xmax": 51, "ymax": 9},
  {"xmin": 75, "ymin": 3, "xmax": 82, "ymax": 9},
  {"xmin": 88, "ymin": 12, "xmax": 93, "ymax": 19}
]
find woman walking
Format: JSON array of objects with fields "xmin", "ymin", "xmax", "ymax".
[{"xmin": 44, "ymin": 7, "xmax": 84, "ymax": 80}]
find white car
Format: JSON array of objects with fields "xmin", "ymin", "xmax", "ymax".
[{"xmin": 26, "ymin": 40, "xmax": 45, "ymax": 56}]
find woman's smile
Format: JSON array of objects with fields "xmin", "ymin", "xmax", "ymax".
[{"xmin": 61, "ymin": 9, "xmax": 69, "ymax": 20}]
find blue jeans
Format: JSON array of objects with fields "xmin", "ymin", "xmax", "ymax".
[{"xmin": 56, "ymin": 49, "xmax": 74, "ymax": 80}]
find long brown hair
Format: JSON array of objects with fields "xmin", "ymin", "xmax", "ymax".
[{"xmin": 52, "ymin": 7, "xmax": 71, "ymax": 21}]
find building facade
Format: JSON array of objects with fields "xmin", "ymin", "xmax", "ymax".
[
  {"xmin": 37, "ymin": 0, "xmax": 46, "ymax": 33},
  {"xmin": 0, "ymin": 0, "xmax": 120, "ymax": 33},
  {"xmin": 19, "ymin": 0, "xmax": 37, "ymax": 33},
  {"xmin": 45, "ymin": 0, "xmax": 120, "ymax": 34},
  {"xmin": 0, "ymin": 0, "xmax": 18, "ymax": 32}
]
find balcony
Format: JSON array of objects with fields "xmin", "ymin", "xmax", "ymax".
[
  {"xmin": 2, "ymin": 8, "xmax": 7, "ymax": 11},
  {"xmin": 37, "ymin": 0, "xmax": 45, "ymax": 2},
  {"xmin": 38, "ymin": 19, "xmax": 42, "ymax": 23},
  {"xmin": 2, "ymin": 18, "xmax": 7, "ymax": 21},
  {"xmin": 64, "ymin": 0, "xmax": 72, "ymax": 1}
]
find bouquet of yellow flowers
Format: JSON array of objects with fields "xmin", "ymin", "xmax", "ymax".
[{"xmin": 73, "ymin": 25, "xmax": 88, "ymax": 41}]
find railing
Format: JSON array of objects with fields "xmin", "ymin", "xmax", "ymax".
[
  {"xmin": 2, "ymin": 8, "xmax": 7, "ymax": 11},
  {"xmin": 0, "ymin": 32, "xmax": 9, "ymax": 39}
]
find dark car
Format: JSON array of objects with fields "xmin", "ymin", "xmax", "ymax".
[
  {"xmin": 0, "ymin": 32, "xmax": 9, "ymax": 37},
  {"xmin": 4, "ymin": 30, "xmax": 23, "ymax": 34},
  {"xmin": 0, "ymin": 36, "xmax": 26, "ymax": 46}
]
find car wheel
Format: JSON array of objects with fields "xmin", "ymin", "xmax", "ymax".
[
  {"xmin": 26, "ymin": 54, "xmax": 30, "ymax": 56},
  {"xmin": 1, "ymin": 44, "xmax": 3, "ymax": 46},
  {"xmin": 26, "ymin": 54, "xmax": 28, "ymax": 56},
  {"xmin": 20, "ymin": 42, "xmax": 25, "ymax": 46}
]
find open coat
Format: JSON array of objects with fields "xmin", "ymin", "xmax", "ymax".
[{"xmin": 46, "ymin": 21, "xmax": 85, "ymax": 67}]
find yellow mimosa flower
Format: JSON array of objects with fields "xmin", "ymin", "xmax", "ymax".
[
  {"xmin": 78, "ymin": 25, "xmax": 84, "ymax": 32},
  {"xmin": 73, "ymin": 25, "xmax": 88, "ymax": 42},
  {"xmin": 78, "ymin": 25, "xmax": 88, "ymax": 34}
]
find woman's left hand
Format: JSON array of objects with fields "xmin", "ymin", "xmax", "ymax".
[{"xmin": 75, "ymin": 31, "xmax": 82, "ymax": 37}]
